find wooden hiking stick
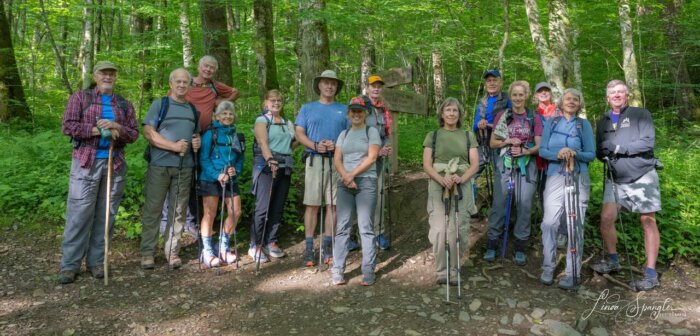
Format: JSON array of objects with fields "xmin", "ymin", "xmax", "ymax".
[{"xmin": 103, "ymin": 143, "xmax": 114, "ymax": 286}]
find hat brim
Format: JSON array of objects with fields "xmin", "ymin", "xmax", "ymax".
[
  {"xmin": 369, "ymin": 80, "xmax": 385, "ymax": 86},
  {"xmin": 347, "ymin": 104, "xmax": 368, "ymax": 111},
  {"xmin": 313, "ymin": 76, "xmax": 344, "ymax": 96}
]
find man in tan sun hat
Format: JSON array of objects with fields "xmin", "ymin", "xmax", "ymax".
[{"xmin": 295, "ymin": 70, "xmax": 348, "ymax": 267}]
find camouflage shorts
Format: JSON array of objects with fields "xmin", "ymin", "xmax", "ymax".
[{"xmin": 603, "ymin": 169, "xmax": 661, "ymax": 213}]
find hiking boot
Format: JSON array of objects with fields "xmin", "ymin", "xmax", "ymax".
[
  {"xmin": 630, "ymin": 276, "xmax": 659, "ymax": 291},
  {"xmin": 264, "ymin": 242, "xmax": 286, "ymax": 258},
  {"xmin": 540, "ymin": 269, "xmax": 554, "ymax": 286},
  {"xmin": 348, "ymin": 239, "xmax": 359, "ymax": 251},
  {"xmin": 377, "ymin": 234, "xmax": 390, "ymax": 250},
  {"xmin": 331, "ymin": 273, "xmax": 347, "ymax": 286},
  {"xmin": 200, "ymin": 251, "xmax": 222, "ymax": 269},
  {"xmin": 303, "ymin": 249, "xmax": 316, "ymax": 267},
  {"xmin": 483, "ymin": 249, "xmax": 496, "ymax": 262},
  {"xmin": 89, "ymin": 266, "xmax": 105, "ymax": 279},
  {"xmin": 58, "ymin": 270, "xmax": 77, "ymax": 284},
  {"xmin": 557, "ymin": 233, "xmax": 567, "ymax": 249},
  {"xmin": 514, "ymin": 251, "xmax": 527, "ymax": 266},
  {"xmin": 558, "ymin": 276, "xmax": 578, "ymax": 290},
  {"xmin": 141, "ymin": 256, "xmax": 155, "ymax": 270},
  {"xmin": 167, "ymin": 255, "xmax": 182, "ymax": 269},
  {"xmin": 361, "ymin": 273, "xmax": 376, "ymax": 286},
  {"xmin": 590, "ymin": 259, "xmax": 621, "ymax": 274}
]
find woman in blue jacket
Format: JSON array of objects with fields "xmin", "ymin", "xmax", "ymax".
[
  {"xmin": 199, "ymin": 101, "xmax": 244, "ymax": 267},
  {"xmin": 538, "ymin": 88, "xmax": 595, "ymax": 289}
]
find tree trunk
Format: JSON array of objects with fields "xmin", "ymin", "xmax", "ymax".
[
  {"xmin": 200, "ymin": 0, "xmax": 233, "ymax": 84},
  {"xmin": 571, "ymin": 30, "xmax": 586, "ymax": 118},
  {"xmin": 93, "ymin": 0, "xmax": 102, "ymax": 56},
  {"xmin": 38, "ymin": 0, "xmax": 72, "ymax": 94},
  {"xmin": 295, "ymin": 0, "xmax": 330, "ymax": 102},
  {"xmin": 77, "ymin": 0, "xmax": 94, "ymax": 90},
  {"xmin": 413, "ymin": 55, "xmax": 427, "ymax": 96},
  {"xmin": 179, "ymin": 1, "xmax": 192, "ymax": 68},
  {"xmin": 431, "ymin": 51, "xmax": 444, "ymax": 105},
  {"xmin": 617, "ymin": 0, "xmax": 643, "ymax": 107},
  {"xmin": 0, "ymin": 0, "xmax": 30, "ymax": 122},
  {"xmin": 497, "ymin": 0, "xmax": 509, "ymax": 72},
  {"xmin": 662, "ymin": 0, "xmax": 700, "ymax": 121},
  {"xmin": 360, "ymin": 26, "xmax": 376, "ymax": 95},
  {"xmin": 548, "ymin": 0, "xmax": 573, "ymax": 87},
  {"xmin": 524, "ymin": 0, "xmax": 565, "ymax": 99},
  {"xmin": 253, "ymin": 0, "xmax": 279, "ymax": 101}
]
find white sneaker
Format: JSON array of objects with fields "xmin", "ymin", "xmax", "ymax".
[{"xmin": 248, "ymin": 246, "xmax": 268, "ymax": 263}]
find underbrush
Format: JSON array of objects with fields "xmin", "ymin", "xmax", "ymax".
[{"xmin": 1, "ymin": 112, "xmax": 698, "ymax": 265}]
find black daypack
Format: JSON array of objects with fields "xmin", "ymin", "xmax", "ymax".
[
  {"xmin": 431, "ymin": 129, "xmax": 472, "ymax": 163},
  {"xmin": 143, "ymin": 97, "xmax": 199, "ymax": 162},
  {"xmin": 71, "ymin": 89, "xmax": 130, "ymax": 148}
]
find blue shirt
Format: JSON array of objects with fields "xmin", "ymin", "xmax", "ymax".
[
  {"xmin": 473, "ymin": 95, "xmax": 512, "ymax": 133},
  {"xmin": 295, "ymin": 101, "xmax": 348, "ymax": 152},
  {"xmin": 539, "ymin": 116, "xmax": 596, "ymax": 175},
  {"xmin": 95, "ymin": 95, "xmax": 114, "ymax": 159}
]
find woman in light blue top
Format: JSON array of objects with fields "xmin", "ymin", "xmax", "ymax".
[{"xmin": 538, "ymin": 88, "xmax": 595, "ymax": 289}]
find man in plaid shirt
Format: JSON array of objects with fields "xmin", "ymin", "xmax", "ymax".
[{"xmin": 58, "ymin": 61, "xmax": 139, "ymax": 284}]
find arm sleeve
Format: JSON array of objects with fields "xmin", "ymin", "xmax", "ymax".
[
  {"xmin": 472, "ymin": 106, "xmax": 481, "ymax": 133},
  {"xmin": 595, "ymin": 117, "xmax": 607, "ymax": 161},
  {"xmin": 468, "ymin": 130, "xmax": 478, "ymax": 148},
  {"xmin": 369, "ymin": 127, "xmax": 381, "ymax": 146},
  {"xmin": 619, "ymin": 109, "xmax": 655, "ymax": 155},
  {"xmin": 199, "ymin": 130, "xmax": 218, "ymax": 179},
  {"xmin": 214, "ymin": 81, "xmax": 234, "ymax": 98},
  {"xmin": 142, "ymin": 99, "xmax": 161, "ymax": 128},
  {"xmin": 422, "ymin": 132, "xmax": 434, "ymax": 148},
  {"xmin": 538, "ymin": 119, "xmax": 558, "ymax": 161},
  {"xmin": 576, "ymin": 120, "xmax": 596, "ymax": 163},
  {"xmin": 62, "ymin": 92, "xmax": 94, "ymax": 140}
]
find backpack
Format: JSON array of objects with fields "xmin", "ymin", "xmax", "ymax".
[
  {"xmin": 71, "ymin": 89, "xmax": 130, "ymax": 147},
  {"xmin": 252, "ymin": 112, "xmax": 289, "ymax": 156},
  {"xmin": 340, "ymin": 125, "xmax": 371, "ymax": 144},
  {"xmin": 208, "ymin": 125, "xmax": 245, "ymax": 160},
  {"xmin": 191, "ymin": 79, "xmax": 219, "ymax": 97},
  {"xmin": 431, "ymin": 129, "xmax": 472, "ymax": 163},
  {"xmin": 361, "ymin": 95, "xmax": 387, "ymax": 140},
  {"xmin": 143, "ymin": 97, "xmax": 200, "ymax": 162}
]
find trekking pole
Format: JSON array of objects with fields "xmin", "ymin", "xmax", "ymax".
[
  {"xmin": 103, "ymin": 142, "xmax": 114, "ymax": 285},
  {"xmin": 442, "ymin": 185, "xmax": 452, "ymax": 303},
  {"xmin": 328, "ymin": 154, "xmax": 335, "ymax": 260},
  {"xmin": 255, "ymin": 167, "xmax": 276, "ymax": 275},
  {"xmin": 453, "ymin": 184, "xmax": 463, "ymax": 299},
  {"xmin": 168, "ymin": 142, "xmax": 186, "ymax": 271},
  {"xmin": 563, "ymin": 157, "xmax": 578, "ymax": 288},
  {"xmin": 377, "ymin": 158, "xmax": 385, "ymax": 253},
  {"xmin": 318, "ymin": 154, "xmax": 326, "ymax": 271},
  {"xmin": 216, "ymin": 177, "xmax": 227, "ymax": 276},
  {"xmin": 229, "ymin": 177, "xmax": 239, "ymax": 270},
  {"xmin": 194, "ymin": 150, "xmax": 203, "ymax": 271},
  {"xmin": 501, "ymin": 158, "xmax": 515, "ymax": 259},
  {"xmin": 604, "ymin": 158, "xmax": 636, "ymax": 289},
  {"xmin": 385, "ymin": 159, "xmax": 392, "ymax": 249}
]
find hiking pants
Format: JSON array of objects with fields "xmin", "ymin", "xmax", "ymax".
[
  {"xmin": 332, "ymin": 177, "xmax": 377, "ymax": 278},
  {"xmin": 487, "ymin": 157, "xmax": 537, "ymax": 242},
  {"xmin": 427, "ymin": 179, "xmax": 473, "ymax": 280},
  {"xmin": 250, "ymin": 164, "xmax": 292, "ymax": 247},
  {"xmin": 541, "ymin": 173, "xmax": 589, "ymax": 278},
  {"xmin": 61, "ymin": 158, "xmax": 126, "ymax": 272},
  {"xmin": 140, "ymin": 165, "xmax": 192, "ymax": 258}
]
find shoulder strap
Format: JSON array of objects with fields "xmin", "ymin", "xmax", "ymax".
[
  {"xmin": 465, "ymin": 130, "xmax": 471, "ymax": 149},
  {"xmin": 79, "ymin": 90, "xmax": 94, "ymax": 121},
  {"xmin": 210, "ymin": 81, "xmax": 219, "ymax": 97},
  {"xmin": 155, "ymin": 97, "xmax": 170, "ymax": 130},
  {"xmin": 431, "ymin": 130, "xmax": 438, "ymax": 163},
  {"xmin": 188, "ymin": 102, "xmax": 199, "ymax": 132},
  {"xmin": 113, "ymin": 94, "xmax": 129, "ymax": 119}
]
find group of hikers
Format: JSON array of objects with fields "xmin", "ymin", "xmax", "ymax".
[{"xmin": 58, "ymin": 55, "xmax": 661, "ymax": 293}]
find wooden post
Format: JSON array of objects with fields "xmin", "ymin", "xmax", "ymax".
[{"xmin": 390, "ymin": 111, "xmax": 398, "ymax": 174}]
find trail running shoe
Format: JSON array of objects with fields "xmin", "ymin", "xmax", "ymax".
[
  {"xmin": 141, "ymin": 256, "xmax": 155, "ymax": 270},
  {"xmin": 558, "ymin": 276, "xmax": 578, "ymax": 290},
  {"xmin": 590, "ymin": 259, "xmax": 621, "ymax": 274},
  {"xmin": 167, "ymin": 255, "xmax": 182, "ymax": 269},
  {"xmin": 200, "ymin": 251, "xmax": 222, "ymax": 268},
  {"xmin": 303, "ymin": 249, "xmax": 316, "ymax": 267},
  {"xmin": 264, "ymin": 242, "xmax": 286, "ymax": 258},
  {"xmin": 248, "ymin": 246, "xmax": 268, "ymax": 263},
  {"xmin": 322, "ymin": 249, "xmax": 333, "ymax": 265},
  {"xmin": 540, "ymin": 269, "xmax": 554, "ymax": 286},
  {"xmin": 89, "ymin": 266, "xmax": 104, "ymax": 279},
  {"xmin": 483, "ymin": 249, "xmax": 496, "ymax": 262},
  {"xmin": 630, "ymin": 276, "xmax": 659, "ymax": 291},
  {"xmin": 361, "ymin": 273, "xmax": 376, "ymax": 286}
]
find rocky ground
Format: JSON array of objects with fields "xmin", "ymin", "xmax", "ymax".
[{"xmin": 0, "ymin": 171, "xmax": 698, "ymax": 335}]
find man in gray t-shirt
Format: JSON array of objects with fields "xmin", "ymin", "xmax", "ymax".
[{"xmin": 140, "ymin": 68, "xmax": 201, "ymax": 270}]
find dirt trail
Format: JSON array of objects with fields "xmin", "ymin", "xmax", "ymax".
[{"xmin": 0, "ymin": 170, "xmax": 698, "ymax": 335}]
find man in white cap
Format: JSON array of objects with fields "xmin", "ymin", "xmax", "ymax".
[
  {"xmin": 295, "ymin": 70, "xmax": 348, "ymax": 267},
  {"xmin": 59, "ymin": 61, "xmax": 139, "ymax": 284}
]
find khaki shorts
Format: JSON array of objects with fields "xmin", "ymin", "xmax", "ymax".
[
  {"xmin": 603, "ymin": 169, "xmax": 661, "ymax": 213},
  {"xmin": 303, "ymin": 155, "xmax": 338, "ymax": 206}
]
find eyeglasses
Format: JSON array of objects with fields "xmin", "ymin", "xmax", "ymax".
[{"xmin": 267, "ymin": 99, "xmax": 283, "ymax": 103}]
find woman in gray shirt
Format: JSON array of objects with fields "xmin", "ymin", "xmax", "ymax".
[{"xmin": 331, "ymin": 97, "xmax": 381, "ymax": 286}]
